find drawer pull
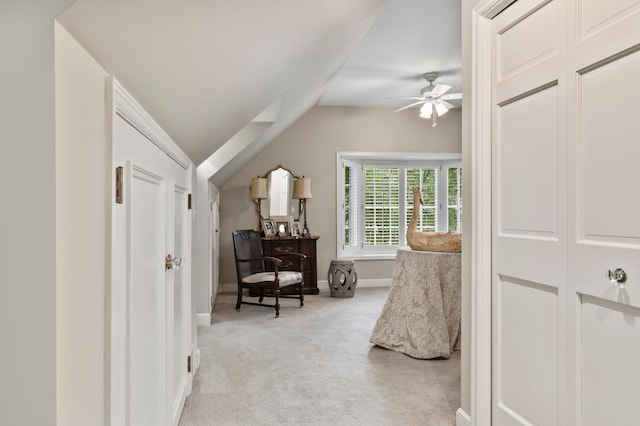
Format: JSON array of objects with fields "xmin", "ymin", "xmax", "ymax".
[{"xmin": 275, "ymin": 246, "xmax": 293, "ymax": 253}]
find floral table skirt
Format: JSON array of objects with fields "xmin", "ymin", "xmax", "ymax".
[{"xmin": 370, "ymin": 248, "xmax": 461, "ymax": 359}]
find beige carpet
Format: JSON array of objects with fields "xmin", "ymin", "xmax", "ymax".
[{"xmin": 179, "ymin": 287, "xmax": 460, "ymax": 426}]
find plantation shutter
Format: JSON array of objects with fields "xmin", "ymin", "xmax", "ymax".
[
  {"xmin": 342, "ymin": 159, "xmax": 360, "ymax": 248},
  {"xmin": 405, "ymin": 167, "xmax": 439, "ymax": 233},
  {"xmin": 364, "ymin": 166, "xmax": 400, "ymax": 246},
  {"xmin": 447, "ymin": 166, "xmax": 462, "ymax": 232}
]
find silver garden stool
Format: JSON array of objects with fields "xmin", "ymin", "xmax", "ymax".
[{"xmin": 327, "ymin": 259, "xmax": 358, "ymax": 298}]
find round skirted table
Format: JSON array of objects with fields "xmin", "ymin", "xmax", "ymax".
[{"xmin": 370, "ymin": 248, "xmax": 461, "ymax": 359}]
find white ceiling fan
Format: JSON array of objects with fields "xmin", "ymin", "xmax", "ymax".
[{"xmin": 391, "ymin": 72, "xmax": 462, "ymax": 127}]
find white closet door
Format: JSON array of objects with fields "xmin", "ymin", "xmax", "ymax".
[
  {"xmin": 170, "ymin": 181, "xmax": 190, "ymax": 425},
  {"xmin": 491, "ymin": 0, "xmax": 567, "ymax": 424},
  {"xmin": 490, "ymin": 0, "xmax": 640, "ymax": 424},
  {"xmin": 567, "ymin": 0, "xmax": 640, "ymax": 423},
  {"xmin": 112, "ymin": 108, "xmax": 192, "ymax": 426},
  {"xmin": 127, "ymin": 161, "xmax": 167, "ymax": 426}
]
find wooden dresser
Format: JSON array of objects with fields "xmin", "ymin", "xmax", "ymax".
[{"xmin": 261, "ymin": 236, "xmax": 319, "ymax": 295}]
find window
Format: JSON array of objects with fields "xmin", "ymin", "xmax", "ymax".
[{"xmin": 338, "ymin": 153, "xmax": 461, "ymax": 258}]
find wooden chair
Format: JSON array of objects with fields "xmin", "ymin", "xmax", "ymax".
[{"xmin": 232, "ymin": 229, "xmax": 305, "ymax": 317}]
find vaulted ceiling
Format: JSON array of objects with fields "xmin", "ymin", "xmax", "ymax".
[{"xmin": 58, "ymin": 0, "xmax": 461, "ymax": 182}]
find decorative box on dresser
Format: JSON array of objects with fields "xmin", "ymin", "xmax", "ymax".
[{"xmin": 261, "ymin": 236, "xmax": 319, "ymax": 295}]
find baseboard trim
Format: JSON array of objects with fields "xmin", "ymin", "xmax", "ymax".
[
  {"xmin": 197, "ymin": 313, "xmax": 211, "ymax": 326},
  {"xmin": 219, "ymin": 278, "xmax": 391, "ymax": 295},
  {"xmin": 456, "ymin": 408, "xmax": 471, "ymax": 426},
  {"xmin": 219, "ymin": 283, "xmax": 236, "ymax": 294},
  {"xmin": 331, "ymin": 278, "xmax": 392, "ymax": 288},
  {"xmin": 193, "ymin": 348, "xmax": 200, "ymax": 373}
]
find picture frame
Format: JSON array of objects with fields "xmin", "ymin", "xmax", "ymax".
[
  {"xmin": 291, "ymin": 221, "xmax": 301, "ymax": 237},
  {"xmin": 261, "ymin": 218, "xmax": 277, "ymax": 237},
  {"xmin": 270, "ymin": 215, "xmax": 294, "ymax": 237},
  {"xmin": 275, "ymin": 221, "xmax": 290, "ymax": 236}
]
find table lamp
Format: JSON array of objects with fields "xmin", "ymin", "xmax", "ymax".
[
  {"xmin": 292, "ymin": 176, "xmax": 312, "ymax": 236},
  {"xmin": 250, "ymin": 176, "xmax": 268, "ymax": 231}
]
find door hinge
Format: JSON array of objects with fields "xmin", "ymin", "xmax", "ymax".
[
  {"xmin": 187, "ymin": 355, "xmax": 192, "ymax": 373},
  {"xmin": 188, "ymin": 193, "xmax": 192, "ymax": 210},
  {"xmin": 115, "ymin": 167, "xmax": 123, "ymax": 204}
]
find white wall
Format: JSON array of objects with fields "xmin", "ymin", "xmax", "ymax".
[
  {"xmin": 0, "ymin": 1, "xmax": 75, "ymax": 425},
  {"xmin": 218, "ymin": 106, "xmax": 462, "ymax": 289},
  {"xmin": 55, "ymin": 22, "xmax": 110, "ymax": 425}
]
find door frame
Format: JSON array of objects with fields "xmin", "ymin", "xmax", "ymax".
[
  {"xmin": 107, "ymin": 77, "xmax": 194, "ymax": 425},
  {"xmin": 468, "ymin": 1, "xmax": 517, "ymax": 424},
  {"xmin": 208, "ymin": 182, "xmax": 220, "ymax": 312}
]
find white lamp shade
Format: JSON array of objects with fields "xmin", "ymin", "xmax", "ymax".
[
  {"xmin": 250, "ymin": 177, "xmax": 268, "ymax": 199},
  {"xmin": 435, "ymin": 102, "xmax": 449, "ymax": 116},
  {"xmin": 419, "ymin": 102, "xmax": 433, "ymax": 118},
  {"xmin": 292, "ymin": 177, "xmax": 312, "ymax": 199}
]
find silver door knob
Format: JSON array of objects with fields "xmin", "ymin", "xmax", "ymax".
[{"xmin": 607, "ymin": 268, "xmax": 627, "ymax": 284}]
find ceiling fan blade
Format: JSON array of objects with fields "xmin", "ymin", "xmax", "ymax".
[
  {"xmin": 430, "ymin": 84, "xmax": 451, "ymax": 97},
  {"xmin": 441, "ymin": 100, "xmax": 455, "ymax": 110},
  {"xmin": 441, "ymin": 93, "xmax": 462, "ymax": 100},
  {"xmin": 393, "ymin": 100, "xmax": 426, "ymax": 112},
  {"xmin": 386, "ymin": 96, "xmax": 425, "ymax": 101}
]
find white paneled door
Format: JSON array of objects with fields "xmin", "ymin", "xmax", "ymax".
[
  {"xmin": 490, "ymin": 0, "xmax": 640, "ymax": 424},
  {"xmin": 568, "ymin": 0, "xmax": 640, "ymax": 424},
  {"xmin": 491, "ymin": 1, "xmax": 567, "ymax": 423},
  {"xmin": 110, "ymin": 80, "xmax": 192, "ymax": 426}
]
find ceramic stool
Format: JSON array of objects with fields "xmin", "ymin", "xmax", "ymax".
[{"xmin": 327, "ymin": 259, "xmax": 358, "ymax": 298}]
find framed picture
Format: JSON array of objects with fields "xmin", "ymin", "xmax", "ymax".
[
  {"xmin": 291, "ymin": 221, "xmax": 301, "ymax": 237},
  {"xmin": 261, "ymin": 218, "xmax": 277, "ymax": 237},
  {"xmin": 275, "ymin": 221, "xmax": 289, "ymax": 236},
  {"xmin": 270, "ymin": 215, "xmax": 294, "ymax": 236}
]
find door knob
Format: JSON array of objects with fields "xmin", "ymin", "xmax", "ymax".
[
  {"xmin": 165, "ymin": 254, "xmax": 183, "ymax": 271},
  {"xmin": 607, "ymin": 268, "xmax": 627, "ymax": 284}
]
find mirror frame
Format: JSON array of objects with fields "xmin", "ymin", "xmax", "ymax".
[
  {"xmin": 260, "ymin": 164, "xmax": 300, "ymax": 180},
  {"xmin": 259, "ymin": 164, "xmax": 300, "ymax": 219}
]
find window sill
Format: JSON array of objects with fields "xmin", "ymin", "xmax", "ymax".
[{"xmin": 339, "ymin": 246, "xmax": 413, "ymax": 261}]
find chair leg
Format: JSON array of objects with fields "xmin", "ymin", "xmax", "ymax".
[
  {"xmin": 299, "ymin": 283, "xmax": 304, "ymax": 307},
  {"xmin": 258, "ymin": 288, "xmax": 264, "ymax": 303},
  {"xmin": 274, "ymin": 288, "xmax": 280, "ymax": 317},
  {"xmin": 235, "ymin": 287, "xmax": 242, "ymax": 310}
]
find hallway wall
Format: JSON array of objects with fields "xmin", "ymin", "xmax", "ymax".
[
  {"xmin": 0, "ymin": 1, "xmax": 76, "ymax": 424},
  {"xmin": 55, "ymin": 22, "xmax": 110, "ymax": 425}
]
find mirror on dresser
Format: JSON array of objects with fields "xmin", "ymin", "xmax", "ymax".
[
  {"xmin": 263, "ymin": 165, "xmax": 298, "ymax": 218},
  {"xmin": 250, "ymin": 165, "xmax": 312, "ymax": 236},
  {"xmin": 248, "ymin": 165, "xmax": 319, "ymax": 294}
]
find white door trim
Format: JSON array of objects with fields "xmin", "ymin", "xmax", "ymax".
[
  {"xmin": 208, "ymin": 182, "xmax": 220, "ymax": 314},
  {"xmin": 111, "ymin": 79, "xmax": 191, "ymax": 170},
  {"xmin": 469, "ymin": 1, "xmax": 516, "ymax": 424}
]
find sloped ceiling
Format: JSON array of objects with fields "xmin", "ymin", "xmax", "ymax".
[
  {"xmin": 57, "ymin": 0, "xmax": 461, "ymax": 183},
  {"xmin": 58, "ymin": 0, "xmax": 385, "ymax": 166}
]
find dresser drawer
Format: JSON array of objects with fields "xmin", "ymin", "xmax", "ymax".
[
  {"xmin": 260, "ymin": 236, "xmax": 319, "ymax": 295},
  {"xmin": 271, "ymin": 242, "xmax": 298, "ymax": 255}
]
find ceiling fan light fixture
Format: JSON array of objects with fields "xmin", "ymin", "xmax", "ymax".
[
  {"xmin": 390, "ymin": 70, "xmax": 461, "ymax": 126},
  {"xmin": 419, "ymin": 102, "xmax": 433, "ymax": 118},
  {"xmin": 435, "ymin": 102, "xmax": 449, "ymax": 116}
]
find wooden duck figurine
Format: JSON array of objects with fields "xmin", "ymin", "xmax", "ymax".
[{"xmin": 407, "ymin": 187, "xmax": 461, "ymax": 252}]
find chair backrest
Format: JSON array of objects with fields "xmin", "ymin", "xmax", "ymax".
[{"xmin": 232, "ymin": 229, "xmax": 266, "ymax": 280}]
